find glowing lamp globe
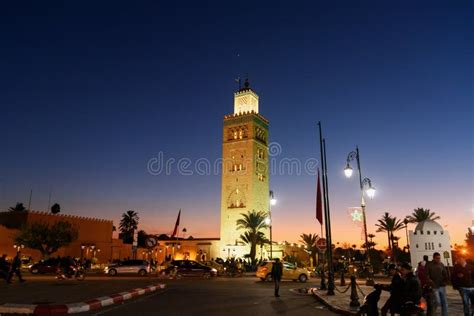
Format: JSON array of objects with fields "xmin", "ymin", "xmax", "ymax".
[
  {"xmin": 270, "ymin": 198, "xmax": 277, "ymax": 206},
  {"xmin": 264, "ymin": 217, "xmax": 271, "ymax": 225},
  {"xmin": 365, "ymin": 186, "xmax": 376, "ymax": 199},
  {"xmin": 344, "ymin": 164, "xmax": 353, "ymax": 178}
]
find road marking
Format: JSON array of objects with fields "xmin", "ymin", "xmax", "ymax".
[{"xmin": 91, "ymin": 288, "xmax": 169, "ymax": 315}]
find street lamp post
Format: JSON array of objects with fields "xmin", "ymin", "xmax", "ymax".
[
  {"xmin": 13, "ymin": 244, "xmax": 24, "ymax": 252},
  {"xmin": 268, "ymin": 190, "xmax": 276, "ymax": 260},
  {"xmin": 404, "ymin": 218, "xmax": 410, "ymax": 250},
  {"xmin": 345, "ymin": 146, "xmax": 376, "ymax": 286}
]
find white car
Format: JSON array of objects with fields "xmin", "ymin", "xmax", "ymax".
[{"xmin": 104, "ymin": 260, "xmax": 151, "ymax": 276}]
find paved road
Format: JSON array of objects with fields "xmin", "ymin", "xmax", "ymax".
[
  {"xmin": 0, "ymin": 276, "xmax": 161, "ymax": 305},
  {"xmin": 87, "ymin": 277, "xmax": 337, "ymax": 316}
]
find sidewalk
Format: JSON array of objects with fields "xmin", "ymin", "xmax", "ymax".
[{"xmin": 309, "ymin": 279, "xmax": 464, "ymax": 315}]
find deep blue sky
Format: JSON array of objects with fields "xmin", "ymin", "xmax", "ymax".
[{"xmin": 1, "ymin": 1, "xmax": 472, "ymax": 245}]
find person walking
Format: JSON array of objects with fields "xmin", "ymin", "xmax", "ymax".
[
  {"xmin": 0, "ymin": 254, "xmax": 10, "ymax": 281},
  {"xmin": 399, "ymin": 262, "xmax": 422, "ymax": 316},
  {"xmin": 381, "ymin": 263, "xmax": 403, "ymax": 316},
  {"xmin": 271, "ymin": 258, "xmax": 283, "ymax": 297},
  {"xmin": 416, "ymin": 255, "xmax": 429, "ymax": 287},
  {"xmin": 452, "ymin": 257, "xmax": 474, "ymax": 316},
  {"xmin": 7, "ymin": 251, "xmax": 26, "ymax": 284},
  {"xmin": 426, "ymin": 252, "xmax": 449, "ymax": 316}
]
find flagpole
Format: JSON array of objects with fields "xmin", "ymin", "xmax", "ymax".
[
  {"xmin": 317, "ymin": 124, "xmax": 327, "ymax": 291},
  {"xmin": 322, "ymin": 138, "xmax": 335, "ymax": 295},
  {"xmin": 318, "ymin": 122, "xmax": 335, "ymax": 295}
]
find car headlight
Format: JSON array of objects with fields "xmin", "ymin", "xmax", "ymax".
[
  {"xmin": 211, "ymin": 268, "xmax": 217, "ymax": 273},
  {"xmin": 28, "ymin": 264, "xmax": 33, "ymax": 269}
]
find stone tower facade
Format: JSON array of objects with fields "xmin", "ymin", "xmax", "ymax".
[{"xmin": 220, "ymin": 80, "xmax": 270, "ymax": 248}]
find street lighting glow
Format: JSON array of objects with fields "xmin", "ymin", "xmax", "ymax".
[
  {"xmin": 264, "ymin": 217, "xmax": 271, "ymax": 225},
  {"xmin": 365, "ymin": 186, "xmax": 376, "ymax": 199},
  {"xmin": 270, "ymin": 197, "xmax": 277, "ymax": 206},
  {"xmin": 344, "ymin": 164, "xmax": 353, "ymax": 178}
]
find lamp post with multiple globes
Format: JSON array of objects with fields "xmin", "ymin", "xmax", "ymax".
[
  {"xmin": 266, "ymin": 190, "xmax": 277, "ymax": 260},
  {"xmin": 344, "ymin": 146, "xmax": 376, "ymax": 286},
  {"xmin": 13, "ymin": 244, "xmax": 24, "ymax": 252}
]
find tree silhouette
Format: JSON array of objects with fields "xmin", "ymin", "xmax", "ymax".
[
  {"xmin": 236, "ymin": 210, "xmax": 268, "ymax": 264},
  {"xmin": 299, "ymin": 233, "xmax": 319, "ymax": 266},
  {"xmin": 8, "ymin": 203, "xmax": 26, "ymax": 212},
  {"xmin": 376, "ymin": 212, "xmax": 404, "ymax": 250},
  {"xmin": 466, "ymin": 228, "xmax": 474, "ymax": 257},
  {"xmin": 119, "ymin": 210, "xmax": 139, "ymax": 244},
  {"xmin": 15, "ymin": 221, "xmax": 78, "ymax": 258},
  {"xmin": 240, "ymin": 231, "xmax": 269, "ymax": 260},
  {"xmin": 50, "ymin": 203, "xmax": 61, "ymax": 214},
  {"xmin": 406, "ymin": 208, "xmax": 440, "ymax": 223}
]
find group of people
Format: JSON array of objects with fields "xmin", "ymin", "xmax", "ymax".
[
  {"xmin": 0, "ymin": 251, "xmax": 26, "ymax": 284},
  {"xmin": 382, "ymin": 252, "xmax": 473, "ymax": 316},
  {"xmin": 418, "ymin": 252, "xmax": 473, "ymax": 316},
  {"xmin": 381, "ymin": 262, "xmax": 422, "ymax": 316}
]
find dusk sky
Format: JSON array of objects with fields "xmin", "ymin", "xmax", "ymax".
[{"xmin": 1, "ymin": 1, "xmax": 472, "ymax": 248}]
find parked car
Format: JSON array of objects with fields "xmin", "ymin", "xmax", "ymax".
[
  {"xmin": 104, "ymin": 260, "xmax": 151, "ymax": 276},
  {"xmin": 29, "ymin": 258, "xmax": 60, "ymax": 274},
  {"xmin": 201, "ymin": 260, "xmax": 224, "ymax": 276},
  {"xmin": 256, "ymin": 261, "xmax": 310, "ymax": 282},
  {"xmin": 163, "ymin": 260, "xmax": 217, "ymax": 278}
]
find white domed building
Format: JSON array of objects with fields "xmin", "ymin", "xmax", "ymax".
[{"xmin": 409, "ymin": 219, "xmax": 452, "ymax": 268}]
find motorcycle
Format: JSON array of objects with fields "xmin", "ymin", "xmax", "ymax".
[
  {"xmin": 223, "ymin": 265, "xmax": 243, "ymax": 277},
  {"xmin": 400, "ymin": 300, "xmax": 426, "ymax": 316},
  {"xmin": 56, "ymin": 263, "xmax": 86, "ymax": 281}
]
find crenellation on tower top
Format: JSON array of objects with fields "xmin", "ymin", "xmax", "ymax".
[{"xmin": 233, "ymin": 81, "xmax": 259, "ymax": 115}]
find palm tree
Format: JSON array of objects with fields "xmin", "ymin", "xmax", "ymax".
[
  {"xmin": 240, "ymin": 231, "xmax": 269, "ymax": 260},
  {"xmin": 367, "ymin": 233, "xmax": 376, "ymax": 243},
  {"xmin": 366, "ymin": 233, "xmax": 377, "ymax": 250},
  {"xmin": 406, "ymin": 208, "xmax": 440, "ymax": 224},
  {"xmin": 466, "ymin": 228, "xmax": 474, "ymax": 256},
  {"xmin": 376, "ymin": 212, "xmax": 405, "ymax": 249},
  {"xmin": 119, "ymin": 210, "xmax": 139, "ymax": 244},
  {"xmin": 9, "ymin": 202, "xmax": 27, "ymax": 212},
  {"xmin": 299, "ymin": 233, "xmax": 319, "ymax": 265},
  {"xmin": 236, "ymin": 210, "xmax": 268, "ymax": 263}
]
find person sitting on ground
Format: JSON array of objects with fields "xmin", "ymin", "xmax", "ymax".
[{"xmin": 381, "ymin": 263, "xmax": 403, "ymax": 316}]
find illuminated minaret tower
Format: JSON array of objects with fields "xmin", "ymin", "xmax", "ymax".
[{"xmin": 220, "ymin": 79, "xmax": 270, "ymax": 248}]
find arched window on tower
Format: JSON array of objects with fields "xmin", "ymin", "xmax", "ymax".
[{"xmin": 227, "ymin": 189, "xmax": 247, "ymax": 209}]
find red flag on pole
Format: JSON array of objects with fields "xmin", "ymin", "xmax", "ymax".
[
  {"xmin": 170, "ymin": 209, "xmax": 181, "ymax": 238},
  {"xmin": 316, "ymin": 169, "xmax": 323, "ymax": 225}
]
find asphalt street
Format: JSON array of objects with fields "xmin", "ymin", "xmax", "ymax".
[{"xmin": 86, "ymin": 276, "xmax": 337, "ymax": 316}]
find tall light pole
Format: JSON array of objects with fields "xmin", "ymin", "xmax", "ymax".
[
  {"xmin": 13, "ymin": 244, "xmax": 24, "ymax": 252},
  {"xmin": 403, "ymin": 218, "xmax": 410, "ymax": 250},
  {"xmin": 267, "ymin": 190, "xmax": 277, "ymax": 259},
  {"xmin": 344, "ymin": 146, "xmax": 376, "ymax": 286}
]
